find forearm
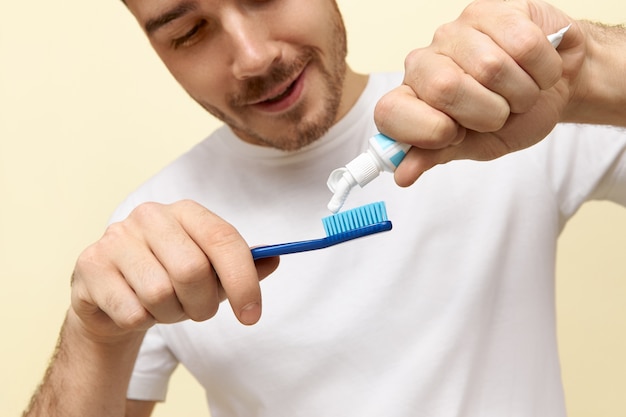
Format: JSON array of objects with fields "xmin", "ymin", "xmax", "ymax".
[
  {"xmin": 563, "ymin": 21, "xmax": 626, "ymax": 126},
  {"xmin": 23, "ymin": 310, "xmax": 145, "ymax": 417}
]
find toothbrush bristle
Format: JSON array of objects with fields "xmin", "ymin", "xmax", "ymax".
[{"xmin": 322, "ymin": 201, "xmax": 388, "ymax": 236}]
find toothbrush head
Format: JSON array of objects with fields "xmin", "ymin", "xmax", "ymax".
[{"xmin": 322, "ymin": 201, "xmax": 389, "ymax": 236}]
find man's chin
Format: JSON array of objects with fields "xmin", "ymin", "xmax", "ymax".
[
  {"xmin": 232, "ymin": 131, "xmax": 305, "ymax": 152},
  {"xmin": 230, "ymin": 108, "xmax": 336, "ymax": 151}
]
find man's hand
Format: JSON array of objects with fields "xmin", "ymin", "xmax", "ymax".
[
  {"xmin": 71, "ymin": 200, "xmax": 280, "ymax": 342},
  {"xmin": 375, "ymin": 0, "xmax": 587, "ymax": 186}
]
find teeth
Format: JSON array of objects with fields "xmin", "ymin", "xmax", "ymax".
[{"xmin": 265, "ymin": 81, "xmax": 294, "ymax": 103}]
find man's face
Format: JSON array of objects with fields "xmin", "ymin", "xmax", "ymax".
[{"xmin": 125, "ymin": 0, "xmax": 348, "ymax": 151}]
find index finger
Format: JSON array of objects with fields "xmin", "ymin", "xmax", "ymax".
[{"xmin": 177, "ymin": 201, "xmax": 264, "ymax": 325}]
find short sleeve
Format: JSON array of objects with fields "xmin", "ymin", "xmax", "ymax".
[
  {"xmin": 531, "ymin": 123, "xmax": 626, "ymax": 219},
  {"xmin": 127, "ymin": 325, "xmax": 179, "ymax": 401}
]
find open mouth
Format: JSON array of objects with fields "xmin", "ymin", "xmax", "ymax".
[
  {"xmin": 263, "ymin": 78, "xmax": 298, "ymax": 104},
  {"xmin": 250, "ymin": 69, "xmax": 306, "ymax": 112}
]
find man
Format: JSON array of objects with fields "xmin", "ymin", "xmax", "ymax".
[{"xmin": 23, "ymin": 0, "xmax": 626, "ymax": 416}]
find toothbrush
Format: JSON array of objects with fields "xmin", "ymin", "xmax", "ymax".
[
  {"xmin": 327, "ymin": 25, "xmax": 572, "ymax": 214},
  {"xmin": 250, "ymin": 201, "xmax": 392, "ymax": 260}
]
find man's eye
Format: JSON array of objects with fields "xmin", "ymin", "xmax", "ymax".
[{"xmin": 171, "ymin": 20, "xmax": 208, "ymax": 49}]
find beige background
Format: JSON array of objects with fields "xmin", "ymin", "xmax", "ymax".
[{"xmin": 1, "ymin": 0, "xmax": 625, "ymax": 416}]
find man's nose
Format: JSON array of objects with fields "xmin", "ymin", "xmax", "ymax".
[{"xmin": 225, "ymin": 12, "xmax": 281, "ymax": 80}]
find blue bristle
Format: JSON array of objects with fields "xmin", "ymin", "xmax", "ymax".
[{"xmin": 322, "ymin": 201, "xmax": 388, "ymax": 236}]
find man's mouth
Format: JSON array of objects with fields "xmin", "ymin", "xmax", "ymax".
[
  {"xmin": 249, "ymin": 69, "xmax": 306, "ymax": 112},
  {"xmin": 263, "ymin": 79, "xmax": 298, "ymax": 104}
]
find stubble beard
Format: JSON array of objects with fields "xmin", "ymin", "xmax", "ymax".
[{"xmin": 196, "ymin": 14, "xmax": 348, "ymax": 151}]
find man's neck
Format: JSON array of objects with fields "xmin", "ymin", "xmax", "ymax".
[{"xmin": 335, "ymin": 68, "xmax": 369, "ymax": 124}]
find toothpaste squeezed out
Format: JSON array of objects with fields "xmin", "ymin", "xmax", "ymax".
[{"xmin": 326, "ymin": 25, "xmax": 571, "ymax": 214}]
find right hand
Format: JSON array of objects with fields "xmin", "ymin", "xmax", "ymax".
[{"xmin": 70, "ymin": 200, "xmax": 280, "ymax": 342}]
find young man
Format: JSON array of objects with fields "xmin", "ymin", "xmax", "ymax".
[{"xmin": 24, "ymin": 0, "xmax": 626, "ymax": 416}]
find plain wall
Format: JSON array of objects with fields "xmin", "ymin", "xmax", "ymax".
[{"xmin": 1, "ymin": 1, "xmax": 624, "ymax": 416}]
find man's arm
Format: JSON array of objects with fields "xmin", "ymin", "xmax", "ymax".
[
  {"xmin": 24, "ymin": 323, "xmax": 157, "ymax": 417},
  {"xmin": 22, "ymin": 311, "xmax": 146, "ymax": 417},
  {"xmin": 374, "ymin": 0, "xmax": 626, "ymax": 186},
  {"xmin": 22, "ymin": 200, "xmax": 280, "ymax": 417},
  {"xmin": 562, "ymin": 20, "xmax": 626, "ymax": 125},
  {"xmin": 125, "ymin": 400, "xmax": 157, "ymax": 417}
]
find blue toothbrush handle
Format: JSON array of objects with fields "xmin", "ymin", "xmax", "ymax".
[{"xmin": 251, "ymin": 221, "xmax": 392, "ymax": 260}]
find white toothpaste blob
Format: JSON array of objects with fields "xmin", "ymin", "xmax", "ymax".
[{"xmin": 327, "ymin": 133, "xmax": 411, "ymax": 213}]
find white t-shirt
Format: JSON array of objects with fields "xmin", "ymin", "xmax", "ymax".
[{"xmin": 112, "ymin": 72, "xmax": 626, "ymax": 417}]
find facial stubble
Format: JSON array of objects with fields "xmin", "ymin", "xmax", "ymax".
[{"xmin": 194, "ymin": 8, "xmax": 348, "ymax": 151}]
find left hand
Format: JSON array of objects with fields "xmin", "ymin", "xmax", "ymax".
[{"xmin": 375, "ymin": 0, "xmax": 585, "ymax": 186}]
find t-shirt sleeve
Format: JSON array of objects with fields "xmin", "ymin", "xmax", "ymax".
[
  {"xmin": 127, "ymin": 325, "xmax": 179, "ymax": 402},
  {"xmin": 531, "ymin": 123, "xmax": 626, "ymax": 220}
]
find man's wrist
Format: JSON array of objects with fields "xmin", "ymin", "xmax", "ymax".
[{"xmin": 563, "ymin": 20, "xmax": 626, "ymax": 126}]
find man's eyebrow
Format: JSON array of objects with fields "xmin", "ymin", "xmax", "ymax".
[{"xmin": 144, "ymin": 2, "xmax": 198, "ymax": 35}]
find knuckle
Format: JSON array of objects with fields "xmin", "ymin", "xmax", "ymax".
[
  {"xmin": 129, "ymin": 201, "xmax": 164, "ymax": 222},
  {"xmin": 117, "ymin": 306, "xmax": 154, "ymax": 330},
  {"xmin": 76, "ymin": 223, "xmax": 129, "ymax": 269},
  {"xmin": 508, "ymin": 32, "xmax": 543, "ymax": 63},
  {"xmin": 205, "ymin": 219, "xmax": 242, "ymax": 248},
  {"xmin": 431, "ymin": 22, "xmax": 456, "ymax": 45},
  {"xmin": 173, "ymin": 199, "xmax": 202, "ymax": 213},
  {"xmin": 171, "ymin": 257, "xmax": 211, "ymax": 285},
  {"xmin": 403, "ymin": 48, "xmax": 423, "ymax": 71},
  {"xmin": 474, "ymin": 53, "xmax": 507, "ymax": 86},
  {"xmin": 188, "ymin": 303, "xmax": 219, "ymax": 322},
  {"xmin": 75, "ymin": 244, "xmax": 98, "ymax": 270},
  {"xmin": 422, "ymin": 69, "xmax": 463, "ymax": 111},
  {"xmin": 75, "ymin": 241, "xmax": 109, "ymax": 276},
  {"xmin": 140, "ymin": 279, "xmax": 176, "ymax": 307},
  {"xmin": 101, "ymin": 221, "xmax": 129, "ymax": 242}
]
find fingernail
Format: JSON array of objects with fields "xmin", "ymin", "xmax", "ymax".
[{"xmin": 239, "ymin": 302, "xmax": 261, "ymax": 325}]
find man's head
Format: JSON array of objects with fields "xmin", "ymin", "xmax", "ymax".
[{"xmin": 124, "ymin": 0, "xmax": 354, "ymax": 151}]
